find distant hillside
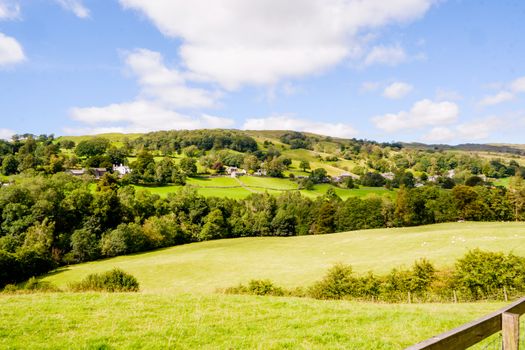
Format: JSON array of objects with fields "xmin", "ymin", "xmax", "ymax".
[
  {"xmin": 43, "ymin": 222, "xmax": 525, "ymax": 293},
  {"xmin": 403, "ymin": 142, "xmax": 525, "ymax": 155}
]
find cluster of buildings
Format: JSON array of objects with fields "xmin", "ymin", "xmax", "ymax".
[
  {"xmin": 68, "ymin": 164, "xmax": 131, "ymax": 180},
  {"xmin": 225, "ymin": 166, "xmax": 268, "ymax": 178}
]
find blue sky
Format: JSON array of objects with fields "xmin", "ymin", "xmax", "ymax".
[{"xmin": 0, "ymin": 0, "xmax": 525, "ymax": 144}]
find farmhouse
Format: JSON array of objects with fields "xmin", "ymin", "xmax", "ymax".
[
  {"xmin": 68, "ymin": 168, "xmax": 107, "ymax": 179},
  {"xmin": 333, "ymin": 173, "xmax": 359, "ymax": 182},
  {"xmin": 113, "ymin": 164, "xmax": 131, "ymax": 177},
  {"xmin": 381, "ymin": 172, "xmax": 395, "ymax": 181},
  {"xmin": 68, "ymin": 169, "xmax": 85, "ymax": 177}
]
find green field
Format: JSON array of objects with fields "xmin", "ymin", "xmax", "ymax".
[
  {"xmin": 9, "ymin": 222, "xmax": 525, "ymax": 349},
  {"xmin": 300, "ymin": 184, "xmax": 396, "ymax": 200},
  {"xmin": 0, "ymin": 293, "xmax": 506, "ymax": 350},
  {"xmin": 43, "ymin": 222, "xmax": 525, "ymax": 294},
  {"xmin": 493, "ymin": 177, "xmax": 511, "ymax": 187},
  {"xmin": 239, "ymin": 176, "xmax": 299, "ymax": 190},
  {"xmin": 186, "ymin": 176, "xmax": 239, "ymax": 187},
  {"xmin": 133, "ymin": 175, "xmax": 395, "ymax": 200}
]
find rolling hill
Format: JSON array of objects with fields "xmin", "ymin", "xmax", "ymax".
[{"xmin": 42, "ymin": 222, "xmax": 525, "ymax": 293}]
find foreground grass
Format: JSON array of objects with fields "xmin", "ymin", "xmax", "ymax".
[
  {"xmin": 0, "ymin": 293, "xmax": 506, "ymax": 349},
  {"xmin": 43, "ymin": 222, "xmax": 525, "ymax": 293}
]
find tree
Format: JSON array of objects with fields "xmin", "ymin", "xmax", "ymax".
[
  {"xmin": 242, "ymin": 154, "xmax": 259, "ymax": 173},
  {"xmin": 281, "ymin": 157, "xmax": 292, "ymax": 168},
  {"xmin": 263, "ymin": 158, "xmax": 285, "ymax": 178},
  {"xmin": 508, "ymin": 176, "xmax": 525, "ymax": 221},
  {"xmin": 309, "ymin": 168, "xmax": 327, "ymax": 184},
  {"xmin": 299, "ymin": 160, "xmax": 310, "ymax": 172},
  {"xmin": 180, "ymin": 157, "xmax": 197, "ymax": 177},
  {"xmin": 360, "ymin": 172, "xmax": 386, "ymax": 187},
  {"xmin": 59, "ymin": 139, "xmax": 75, "ymax": 150},
  {"xmin": 75, "ymin": 138, "xmax": 110, "ymax": 157},
  {"xmin": 155, "ymin": 158, "xmax": 175, "ymax": 185},
  {"xmin": 70, "ymin": 227, "xmax": 100, "ymax": 262},
  {"xmin": 199, "ymin": 209, "xmax": 227, "ymax": 241},
  {"xmin": 2, "ymin": 155, "xmax": 18, "ymax": 175}
]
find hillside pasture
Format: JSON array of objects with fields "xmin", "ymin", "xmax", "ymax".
[
  {"xmin": 42, "ymin": 222, "xmax": 525, "ymax": 294},
  {"xmin": 0, "ymin": 293, "xmax": 506, "ymax": 350}
]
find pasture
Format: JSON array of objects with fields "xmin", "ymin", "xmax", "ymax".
[
  {"xmin": 0, "ymin": 293, "xmax": 507, "ymax": 349},
  {"xmin": 42, "ymin": 222, "xmax": 525, "ymax": 294},
  {"xmin": 133, "ymin": 175, "xmax": 394, "ymax": 200}
]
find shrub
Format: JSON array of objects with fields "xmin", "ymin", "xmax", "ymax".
[
  {"xmin": 454, "ymin": 249, "xmax": 525, "ymax": 299},
  {"xmin": 2, "ymin": 284, "xmax": 18, "ymax": 293},
  {"xmin": 308, "ymin": 263, "xmax": 355, "ymax": 299},
  {"xmin": 23, "ymin": 277, "xmax": 61, "ymax": 292},
  {"xmin": 69, "ymin": 269, "xmax": 140, "ymax": 292},
  {"xmin": 224, "ymin": 279, "xmax": 285, "ymax": 296}
]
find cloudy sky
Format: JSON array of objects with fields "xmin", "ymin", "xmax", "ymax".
[{"xmin": 0, "ymin": 0, "xmax": 524, "ymax": 144}]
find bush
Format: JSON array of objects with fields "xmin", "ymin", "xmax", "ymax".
[
  {"xmin": 224, "ymin": 279, "xmax": 285, "ymax": 296},
  {"xmin": 69, "ymin": 269, "xmax": 140, "ymax": 292},
  {"xmin": 454, "ymin": 249, "xmax": 525, "ymax": 299},
  {"xmin": 2, "ymin": 284, "xmax": 18, "ymax": 293},
  {"xmin": 308, "ymin": 263, "xmax": 355, "ymax": 299},
  {"xmin": 23, "ymin": 277, "xmax": 61, "ymax": 292}
]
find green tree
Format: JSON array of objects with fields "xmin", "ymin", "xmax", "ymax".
[
  {"xmin": 199, "ymin": 209, "xmax": 227, "ymax": 241},
  {"xmin": 508, "ymin": 176, "xmax": 525, "ymax": 221},
  {"xmin": 180, "ymin": 157, "xmax": 197, "ymax": 177},
  {"xmin": 70, "ymin": 227, "xmax": 100, "ymax": 262},
  {"xmin": 299, "ymin": 160, "xmax": 310, "ymax": 172},
  {"xmin": 2, "ymin": 155, "xmax": 18, "ymax": 175},
  {"xmin": 75, "ymin": 138, "xmax": 110, "ymax": 157}
]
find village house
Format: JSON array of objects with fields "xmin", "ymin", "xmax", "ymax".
[
  {"xmin": 113, "ymin": 164, "xmax": 131, "ymax": 177},
  {"xmin": 381, "ymin": 172, "xmax": 395, "ymax": 181},
  {"xmin": 68, "ymin": 169, "xmax": 86, "ymax": 177},
  {"xmin": 68, "ymin": 168, "xmax": 107, "ymax": 179},
  {"xmin": 333, "ymin": 173, "xmax": 358, "ymax": 183}
]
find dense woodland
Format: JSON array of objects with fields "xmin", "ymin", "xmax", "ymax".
[{"xmin": 1, "ymin": 130, "xmax": 525, "ymax": 287}]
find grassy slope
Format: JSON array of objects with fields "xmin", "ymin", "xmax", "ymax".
[
  {"xmin": 43, "ymin": 222, "xmax": 525, "ymax": 293},
  {"xmin": 0, "ymin": 293, "xmax": 506, "ymax": 350}
]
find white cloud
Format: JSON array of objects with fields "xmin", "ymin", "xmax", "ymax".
[
  {"xmin": 421, "ymin": 117, "xmax": 503, "ymax": 143},
  {"xmin": 119, "ymin": 0, "xmax": 435, "ymax": 89},
  {"xmin": 0, "ymin": 128, "xmax": 14, "ymax": 140},
  {"xmin": 373, "ymin": 99, "xmax": 459, "ymax": 132},
  {"xmin": 511, "ymin": 76, "xmax": 525, "ymax": 93},
  {"xmin": 382, "ymin": 82, "xmax": 413, "ymax": 99},
  {"xmin": 423, "ymin": 127, "xmax": 455, "ymax": 142},
  {"xmin": 0, "ymin": 32, "xmax": 25, "ymax": 66},
  {"xmin": 477, "ymin": 76, "xmax": 525, "ymax": 107},
  {"xmin": 54, "ymin": 0, "xmax": 90, "ymax": 18},
  {"xmin": 242, "ymin": 115, "xmax": 357, "ymax": 138},
  {"xmin": 125, "ymin": 49, "xmax": 219, "ymax": 109},
  {"xmin": 67, "ymin": 49, "xmax": 228, "ymax": 133},
  {"xmin": 478, "ymin": 91, "xmax": 514, "ymax": 107},
  {"xmin": 360, "ymin": 81, "xmax": 381, "ymax": 92},
  {"xmin": 0, "ymin": 0, "xmax": 20, "ymax": 20},
  {"xmin": 69, "ymin": 100, "xmax": 234, "ymax": 134},
  {"xmin": 364, "ymin": 44, "xmax": 408, "ymax": 66}
]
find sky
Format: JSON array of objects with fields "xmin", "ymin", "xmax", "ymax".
[{"xmin": 0, "ymin": 0, "xmax": 525, "ymax": 144}]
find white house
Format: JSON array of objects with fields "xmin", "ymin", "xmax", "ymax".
[
  {"xmin": 230, "ymin": 169, "xmax": 247, "ymax": 178},
  {"xmin": 113, "ymin": 164, "xmax": 131, "ymax": 176},
  {"xmin": 69, "ymin": 169, "xmax": 86, "ymax": 177},
  {"xmin": 381, "ymin": 172, "xmax": 395, "ymax": 181}
]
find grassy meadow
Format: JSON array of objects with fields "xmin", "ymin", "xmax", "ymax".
[
  {"xmin": 42, "ymin": 222, "xmax": 525, "ymax": 293},
  {"xmin": 132, "ymin": 175, "xmax": 396, "ymax": 200},
  {"xmin": 0, "ymin": 293, "xmax": 508, "ymax": 350},
  {"xmin": 5, "ymin": 221, "xmax": 525, "ymax": 349}
]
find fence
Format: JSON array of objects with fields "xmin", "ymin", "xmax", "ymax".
[{"xmin": 407, "ymin": 297, "xmax": 525, "ymax": 350}]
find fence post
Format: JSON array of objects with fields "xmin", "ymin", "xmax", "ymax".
[{"xmin": 502, "ymin": 312, "xmax": 519, "ymax": 350}]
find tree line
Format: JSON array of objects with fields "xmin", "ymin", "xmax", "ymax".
[{"xmin": 1, "ymin": 171, "xmax": 525, "ymax": 287}]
